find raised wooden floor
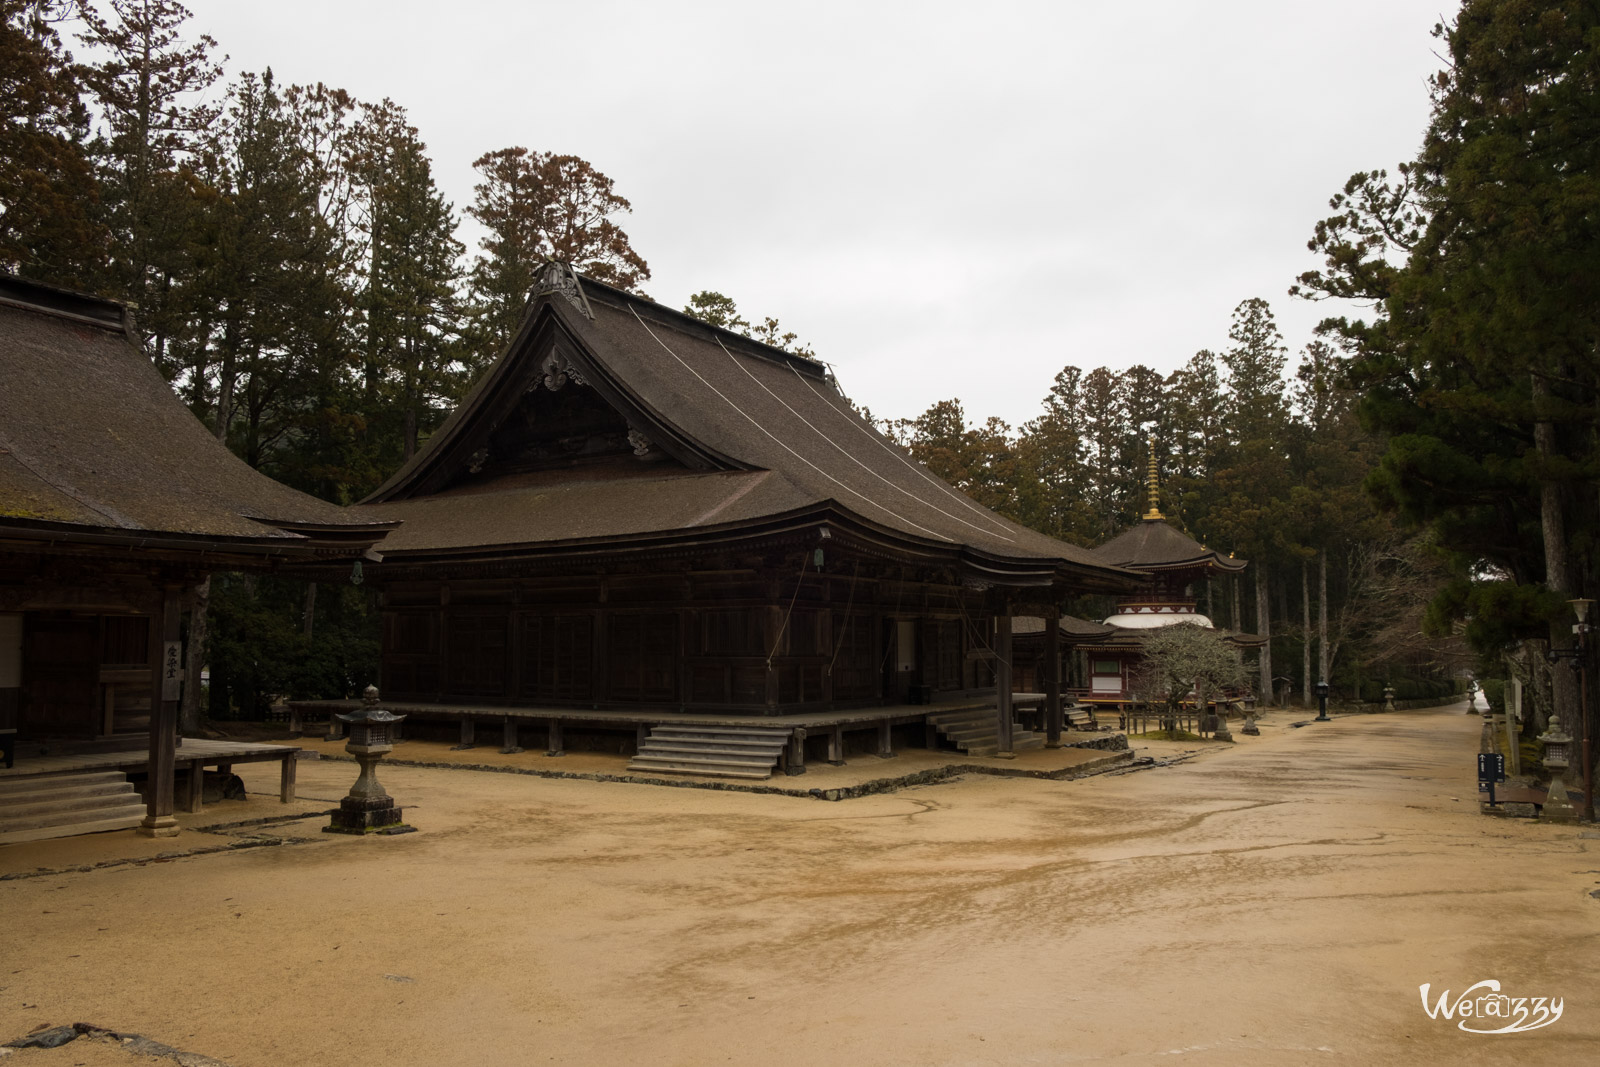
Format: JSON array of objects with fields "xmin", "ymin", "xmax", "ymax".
[
  {"xmin": 287, "ymin": 697, "xmax": 999, "ymax": 732},
  {"xmin": 0, "ymin": 737, "xmax": 302, "ymax": 811},
  {"xmin": 288, "ymin": 695, "xmax": 1091, "ymax": 775}
]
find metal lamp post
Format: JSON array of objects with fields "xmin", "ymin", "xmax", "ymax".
[
  {"xmin": 1570, "ymin": 599, "xmax": 1593, "ymax": 822},
  {"xmin": 1314, "ymin": 680, "xmax": 1330, "ymax": 722}
]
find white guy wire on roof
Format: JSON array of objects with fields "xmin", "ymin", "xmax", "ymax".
[
  {"xmin": 712, "ymin": 336, "xmax": 1016, "ymax": 544},
  {"xmin": 785, "ymin": 363, "xmax": 1021, "ymax": 537},
  {"xmin": 628, "ymin": 306, "xmax": 953, "ymax": 542}
]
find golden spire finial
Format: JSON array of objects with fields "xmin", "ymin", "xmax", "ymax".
[{"xmin": 1143, "ymin": 436, "xmax": 1163, "ymax": 521}]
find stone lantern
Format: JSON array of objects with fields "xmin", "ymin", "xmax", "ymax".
[
  {"xmin": 1383, "ymin": 684, "xmax": 1396, "ymax": 712},
  {"xmin": 325, "ymin": 685, "xmax": 413, "ymax": 835},
  {"xmin": 1314, "ymin": 680, "xmax": 1331, "ymax": 722},
  {"xmin": 1539, "ymin": 720, "xmax": 1580, "ymax": 823}
]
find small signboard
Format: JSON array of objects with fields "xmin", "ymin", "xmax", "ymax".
[
  {"xmin": 1478, "ymin": 752, "xmax": 1507, "ymax": 803},
  {"xmin": 162, "ymin": 640, "xmax": 185, "ymax": 701}
]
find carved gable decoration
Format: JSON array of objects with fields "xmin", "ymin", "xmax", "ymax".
[
  {"xmin": 538, "ymin": 350, "xmax": 587, "ymax": 392},
  {"xmin": 366, "ymin": 294, "xmax": 750, "ymax": 503},
  {"xmin": 443, "ymin": 345, "xmax": 678, "ymax": 486}
]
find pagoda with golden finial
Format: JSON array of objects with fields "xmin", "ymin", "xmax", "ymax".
[{"xmin": 1079, "ymin": 438, "xmax": 1261, "ymax": 705}]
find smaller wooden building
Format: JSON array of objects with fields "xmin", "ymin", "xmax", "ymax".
[
  {"xmin": 0, "ymin": 274, "xmax": 392, "ymax": 837},
  {"xmin": 1061, "ymin": 461, "xmax": 1263, "ymax": 713}
]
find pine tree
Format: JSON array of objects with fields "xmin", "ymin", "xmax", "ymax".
[
  {"xmin": 682, "ymin": 289, "xmax": 815, "ymax": 356},
  {"xmin": 77, "ymin": 0, "xmax": 223, "ymax": 367},
  {"xmin": 350, "ymin": 101, "xmax": 465, "ymax": 465},
  {"xmin": 1297, "ymin": 0, "xmax": 1600, "ymax": 735},
  {"xmin": 466, "ymin": 146, "xmax": 650, "ymax": 355},
  {"xmin": 0, "ymin": 0, "xmax": 103, "ymax": 286}
]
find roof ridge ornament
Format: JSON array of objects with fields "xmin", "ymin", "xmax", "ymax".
[
  {"xmin": 1143, "ymin": 435, "xmax": 1164, "ymax": 521},
  {"xmin": 531, "ymin": 260, "xmax": 594, "ymax": 320}
]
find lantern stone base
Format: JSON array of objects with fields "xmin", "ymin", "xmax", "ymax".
[
  {"xmin": 1541, "ymin": 774, "xmax": 1582, "ymax": 824},
  {"xmin": 324, "ymin": 794, "xmax": 410, "ymax": 835}
]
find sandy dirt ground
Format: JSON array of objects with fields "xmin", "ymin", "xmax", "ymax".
[
  {"xmin": 2, "ymin": 704, "xmax": 1596, "ymax": 1066},
  {"xmin": 276, "ymin": 729, "xmax": 1128, "ymax": 794}
]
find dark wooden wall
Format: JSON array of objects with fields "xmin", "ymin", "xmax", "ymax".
[
  {"xmin": 13, "ymin": 611, "xmax": 152, "ymax": 739},
  {"xmin": 377, "ymin": 567, "xmax": 1002, "ymax": 714}
]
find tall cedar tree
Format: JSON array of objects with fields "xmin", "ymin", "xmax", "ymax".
[
  {"xmin": 683, "ymin": 289, "xmax": 815, "ymax": 356},
  {"xmin": 467, "ymin": 147, "xmax": 649, "ymax": 353},
  {"xmin": 1296, "ymin": 0, "xmax": 1600, "ymax": 734},
  {"xmin": 0, "ymin": 0, "xmax": 102, "ymax": 285},
  {"xmin": 77, "ymin": 0, "xmax": 222, "ymax": 371},
  {"xmin": 351, "ymin": 100, "xmax": 465, "ymax": 465}
]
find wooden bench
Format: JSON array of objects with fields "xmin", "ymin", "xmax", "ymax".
[
  {"xmin": 1484, "ymin": 785, "xmax": 1545, "ymax": 812},
  {"xmin": 1011, "ymin": 693, "xmax": 1046, "ymax": 731},
  {"xmin": 178, "ymin": 747, "xmax": 300, "ymax": 813}
]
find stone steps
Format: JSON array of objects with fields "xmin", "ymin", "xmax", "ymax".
[
  {"xmin": 0, "ymin": 771, "xmax": 145, "ymax": 844},
  {"xmin": 628, "ymin": 725, "xmax": 790, "ymax": 781},
  {"xmin": 926, "ymin": 708, "xmax": 1044, "ymax": 758}
]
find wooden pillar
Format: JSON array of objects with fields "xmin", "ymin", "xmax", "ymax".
[
  {"xmin": 635, "ymin": 723, "xmax": 650, "ymax": 754},
  {"xmin": 820, "ymin": 611, "xmax": 834, "ymax": 708},
  {"xmin": 453, "ymin": 717, "xmax": 475, "ymax": 750},
  {"xmin": 877, "ymin": 717, "xmax": 896, "ymax": 759},
  {"xmin": 995, "ymin": 611, "xmax": 1014, "ymax": 757},
  {"xmin": 827, "ymin": 724, "xmax": 845, "ymax": 765},
  {"xmin": 784, "ymin": 727, "xmax": 807, "ymax": 775},
  {"xmin": 546, "ymin": 718, "xmax": 564, "ymax": 757},
  {"xmin": 500, "ymin": 715, "xmax": 522, "ymax": 754},
  {"xmin": 140, "ymin": 585, "xmax": 183, "ymax": 837},
  {"xmin": 288, "ymin": 703, "xmax": 303, "ymax": 737},
  {"xmin": 764, "ymin": 603, "xmax": 781, "ymax": 713},
  {"xmin": 279, "ymin": 754, "xmax": 297, "ymax": 802},
  {"xmin": 182, "ymin": 758, "xmax": 205, "ymax": 814},
  {"xmin": 325, "ymin": 707, "xmax": 345, "ymax": 742},
  {"xmin": 1045, "ymin": 617, "xmax": 1063, "ymax": 748}
]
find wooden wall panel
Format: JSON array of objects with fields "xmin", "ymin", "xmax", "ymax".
[{"xmin": 518, "ymin": 614, "xmax": 594, "ymax": 702}]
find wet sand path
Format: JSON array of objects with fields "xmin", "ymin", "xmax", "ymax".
[{"xmin": 2, "ymin": 704, "xmax": 1595, "ymax": 1065}]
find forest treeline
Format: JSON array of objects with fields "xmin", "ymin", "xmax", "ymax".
[
  {"xmin": 2, "ymin": 0, "xmax": 658, "ymax": 497},
  {"xmin": 4, "ymin": 1, "xmax": 1593, "ymax": 740},
  {"xmin": 885, "ymin": 296, "xmax": 1465, "ymax": 708},
  {"xmin": 1, "ymin": 0, "xmax": 676, "ymax": 714}
]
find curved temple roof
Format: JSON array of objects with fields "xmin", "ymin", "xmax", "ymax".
[
  {"xmin": 1094, "ymin": 517, "xmax": 1247, "ymax": 574},
  {"xmin": 363, "ymin": 271, "xmax": 1138, "ymax": 592},
  {"xmin": 0, "ymin": 274, "xmax": 394, "ymax": 559}
]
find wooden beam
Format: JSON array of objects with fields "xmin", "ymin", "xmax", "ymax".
[
  {"xmin": 877, "ymin": 717, "xmax": 896, "ymax": 759},
  {"xmin": 1045, "ymin": 617, "xmax": 1063, "ymax": 748},
  {"xmin": 182, "ymin": 758, "xmax": 204, "ymax": 814},
  {"xmin": 827, "ymin": 724, "xmax": 844, "ymax": 765},
  {"xmin": 784, "ymin": 727, "xmax": 807, "ymax": 775},
  {"xmin": 764, "ymin": 603, "xmax": 781, "ymax": 711},
  {"xmin": 279, "ymin": 754, "xmax": 297, "ymax": 803},
  {"xmin": 453, "ymin": 717, "xmax": 476, "ymax": 750},
  {"xmin": 139, "ymin": 585, "xmax": 183, "ymax": 837},
  {"xmin": 995, "ymin": 612, "xmax": 1014, "ymax": 757},
  {"xmin": 546, "ymin": 718, "xmax": 564, "ymax": 757},
  {"xmin": 500, "ymin": 715, "xmax": 522, "ymax": 754}
]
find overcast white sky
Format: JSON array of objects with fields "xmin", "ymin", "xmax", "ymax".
[{"xmin": 179, "ymin": 0, "xmax": 1448, "ymax": 427}]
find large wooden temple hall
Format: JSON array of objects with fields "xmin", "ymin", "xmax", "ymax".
[{"xmin": 293, "ymin": 265, "xmax": 1146, "ymax": 777}]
